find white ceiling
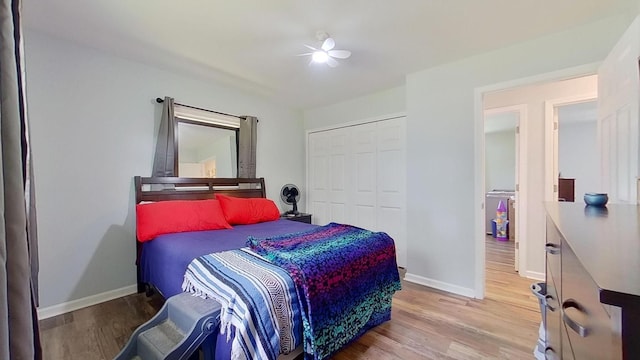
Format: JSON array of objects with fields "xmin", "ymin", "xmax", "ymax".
[{"xmin": 22, "ymin": 0, "xmax": 636, "ymax": 109}]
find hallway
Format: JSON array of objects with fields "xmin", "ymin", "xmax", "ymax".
[{"xmin": 485, "ymin": 235, "xmax": 536, "ymax": 309}]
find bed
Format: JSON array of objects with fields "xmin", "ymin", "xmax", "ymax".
[{"xmin": 134, "ymin": 176, "xmax": 401, "ymax": 360}]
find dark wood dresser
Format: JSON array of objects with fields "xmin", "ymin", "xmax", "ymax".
[{"xmin": 545, "ymin": 203, "xmax": 640, "ymax": 359}]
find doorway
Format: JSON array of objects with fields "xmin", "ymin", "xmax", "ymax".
[
  {"xmin": 483, "ymin": 107, "xmax": 524, "ymax": 274},
  {"xmin": 545, "ymin": 96, "xmax": 598, "ymax": 202},
  {"xmin": 473, "ymin": 67, "xmax": 599, "ymax": 298},
  {"xmin": 557, "ymin": 101, "xmax": 599, "ymax": 201}
]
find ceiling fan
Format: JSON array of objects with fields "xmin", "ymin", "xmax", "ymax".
[{"xmin": 298, "ymin": 31, "xmax": 351, "ymax": 67}]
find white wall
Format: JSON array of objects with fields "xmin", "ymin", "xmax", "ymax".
[
  {"xmin": 405, "ymin": 15, "xmax": 629, "ymax": 293},
  {"xmin": 301, "ymin": 15, "xmax": 631, "ymax": 295},
  {"xmin": 485, "ymin": 130, "xmax": 516, "ymax": 192},
  {"xmin": 25, "ymin": 30, "xmax": 305, "ymax": 309},
  {"xmin": 559, "ymin": 120, "xmax": 599, "ymax": 200},
  {"xmin": 304, "ymin": 86, "xmax": 406, "ymax": 129}
]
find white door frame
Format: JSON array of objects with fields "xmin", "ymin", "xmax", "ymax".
[
  {"xmin": 473, "ymin": 62, "xmax": 599, "ymax": 299},
  {"xmin": 544, "ymin": 94, "xmax": 598, "ymax": 202},
  {"xmin": 483, "ymin": 105, "xmax": 527, "ymax": 276}
]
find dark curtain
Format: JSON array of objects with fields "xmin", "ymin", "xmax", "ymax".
[
  {"xmin": 1, "ymin": 0, "xmax": 42, "ymax": 358},
  {"xmin": 238, "ymin": 116, "xmax": 257, "ymax": 178},
  {"xmin": 153, "ymin": 98, "xmax": 257, "ymax": 180},
  {"xmin": 151, "ymin": 96, "xmax": 176, "ymax": 177}
]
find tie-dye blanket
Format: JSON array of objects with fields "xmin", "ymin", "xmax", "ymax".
[{"xmin": 248, "ymin": 223, "xmax": 402, "ymax": 360}]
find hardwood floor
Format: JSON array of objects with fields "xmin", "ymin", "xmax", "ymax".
[{"xmin": 39, "ymin": 237, "xmax": 540, "ymax": 359}]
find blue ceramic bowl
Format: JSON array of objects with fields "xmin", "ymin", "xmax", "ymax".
[{"xmin": 584, "ymin": 193, "xmax": 608, "ymax": 207}]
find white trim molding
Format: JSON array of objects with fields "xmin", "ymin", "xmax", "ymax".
[
  {"xmin": 404, "ymin": 272, "xmax": 476, "ymax": 299},
  {"xmin": 37, "ymin": 285, "xmax": 138, "ymax": 320},
  {"xmin": 525, "ymin": 271, "xmax": 545, "ymax": 281},
  {"xmin": 306, "ymin": 112, "xmax": 407, "ymax": 134}
]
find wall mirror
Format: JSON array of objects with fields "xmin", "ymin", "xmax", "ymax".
[{"xmin": 175, "ymin": 107, "xmax": 239, "ymax": 178}]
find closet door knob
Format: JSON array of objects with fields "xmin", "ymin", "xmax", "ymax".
[{"xmin": 544, "ymin": 347, "xmax": 557, "ymax": 360}]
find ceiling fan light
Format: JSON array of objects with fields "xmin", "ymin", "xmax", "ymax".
[{"xmin": 312, "ymin": 51, "xmax": 329, "ymax": 63}]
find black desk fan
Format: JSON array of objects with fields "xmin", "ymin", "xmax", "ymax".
[{"xmin": 280, "ymin": 184, "xmax": 300, "ymax": 215}]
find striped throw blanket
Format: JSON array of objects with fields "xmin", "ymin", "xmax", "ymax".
[
  {"xmin": 249, "ymin": 223, "xmax": 402, "ymax": 360},
  {"xmin": 183, "ymin": 223, "xmax": 401, "ymax": 360},
  {"xmin": 183, "ymin": 249, "xmax": 302, "ymax": 360}
]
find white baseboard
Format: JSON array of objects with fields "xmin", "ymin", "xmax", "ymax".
[
  {"xmin": 525, "ymin": 271, "xmax": 545, "ymax": 281},
  {"xmin": 37, "ymin": 285, "xmax": 138, "ymax": 320},
  {"xmin": 404, "ymin": 272, "xmax": 476, "ymax": 298}
]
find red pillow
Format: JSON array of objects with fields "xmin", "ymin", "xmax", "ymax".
[
  {"xmin": 136, "ymin": 199, "xmax": 232, "ymax": 242},
  {"xmin": 216, "ymin": 194, "xmax": 280, "ymax": 225}
]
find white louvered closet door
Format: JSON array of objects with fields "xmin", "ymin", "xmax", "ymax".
[
  {"xmin": 308, "ymin": 128, "xmax": 351, "ymax": 225},
  {"xmin": 328, "ymin": 127, "xmax": 350, "ymax": 224},
  {"xmin": 376, "ymin": 119, "xmax": 407, "ymax": 268},
  {"xmin": 308, "ymin": 131, "xmax": 330, "ymax": 225},
  {"xmin": 307, "ymin": 116, "xmax": 407, "ymax": 267},
  {"xmin": 352, "ymin": 122, "xmax": 378, "ymax": 231}
]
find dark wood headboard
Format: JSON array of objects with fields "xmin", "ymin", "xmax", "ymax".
[
  {"xmin": 133, "ymin": 176, "xmax": 267, "ymax": 294},
  {"xmin": 134, "ymin": 176, "xmax": 267, "ymax": 203}
]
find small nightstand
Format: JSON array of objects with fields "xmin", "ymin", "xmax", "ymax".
[{"xmin": 281, "ymin": 213, "xmax": 312, "ymax": 224}]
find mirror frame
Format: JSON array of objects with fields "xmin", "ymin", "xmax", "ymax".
[{"xmin": 173, "ymin": 117, "xmax": 240, "ymax": 177}]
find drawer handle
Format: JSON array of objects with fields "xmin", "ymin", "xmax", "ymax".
[
  {"xmin": 545, "ymin": 243, "xmax": 560, "ymax": 255},
  {"xmin": 545, "ymin": 294, "xmax": 556, "ymax": 312},
  {"xmin": 562, "ymin": 299, "xmax": 589, "ymax": 337},
  {"xmin": 544, "ymin": 347, "xmax": 557, "ymax": 360}
]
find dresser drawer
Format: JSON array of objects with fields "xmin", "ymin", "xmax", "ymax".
[
  {"xmin": 545, "ymin": 216, "xmax": 562, "ymax": 283},
  {"xmin": 561, "ymin": 322, "xmax": 575, "ymax": 360},
  {"xmin": 545, "ymin": 272, "xmax": 563, "ymax": 359},
  {"xmin": 561, "ymin": 238, "xmax": 619, "ymax": 360}
]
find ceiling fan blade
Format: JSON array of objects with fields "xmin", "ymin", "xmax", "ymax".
[
  {"xmin": 304, "ymin": 44, "xmax": 318, "ymax": 51},
  {"xmin": 326, "ymin": 56, "xmax": 339, "ymax": 68},
  {"xmin": 328, "ymin": 49, "xmax": 351, "ymax": 59},
  {"xmin": 321, "ymin": 37, "xmax": 335, "ymax": 51},
  {"xmin": 296, "ymin": 52, "xmax": 313, "ymax": 57}
]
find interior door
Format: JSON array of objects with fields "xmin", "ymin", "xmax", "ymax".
[
  {"xmin": 514, "ymin": 122, "xmax": 520, "ymax": 271},
  {"xmin": 308, "ymin": 118, "xmax": 407, "ymax": 267},
  {"xmin": 552, "ymin": 109, "xmax": 560, "ymax": 202},
  {"xmin": 308, "ymin": 132, "xmax": 331, "ymax": 224},
  {"xmin": 376, "ymin": 117, "xmax": 407, "ymax": 268},
  {"xmin": 328, "ymin": 128, "xmax": 349, "ymax": 223},
  {"xmin": 352, "ymin": 122, "xmax": 378, "ymax": 231},
  {"xmin": 308, "ymin": 129, "xmax": 351, "ymax": 225},
  {"xmin": 598, "ymin": 15, "xmax": 640, "ymax": 204},
  {"xmin": 484, "ymin": 107, "xmax": 522, "ymax": 272}
]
